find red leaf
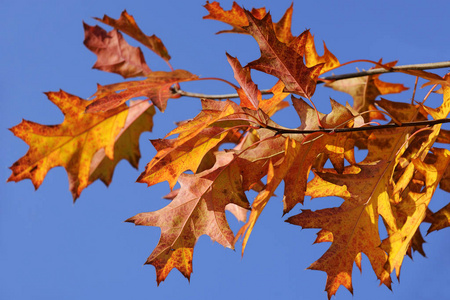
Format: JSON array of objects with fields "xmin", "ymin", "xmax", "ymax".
[
  {"xmin": 127, "ymin": 153, "xmax": 249, "ymax": 284},
  {"xmin": 244, "ymin": 11, "xmax": 323, "ymax": 98},
  {"xmin": 226, "ymin": 53, "xmax": 261, "ymax": 109},
  {"xmin": 85, "ymin": 70, "xmax": 199, "ymax": 113},
  {"xmin": 95, "ymin": 10, "xmax": 170, "ymax": 61},
  {"xmin": 83, "ymin": 23, "xmax": 151, "ymax": 78}
]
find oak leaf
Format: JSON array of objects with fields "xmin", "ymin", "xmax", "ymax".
[
  {"xmin": 281, "ymin": 96, "xmax": 359, "ymax": 214},
  {"xmin": 8, "ymin": 90, "xmax": 139, "ymax": 200},
  {"xmin": 83, "ymin": 23, "xmax": 151, "ymax": 78},
  {"xmin": 126, "ymin": 152, "xmax": 249, "ymax": 284},
  {"xmin": 326, "ymin": 61, "xmax": 408, "ymax": 121},
  {"xmin": 244, "ymin": 11, "xmax": 323, "ymax": 98},
  {"xmin": 137, "ymin": 127, "xmax": 230, "ymax": 190},
  {"xmin": 95, "ymin": 10, "xmax": 170, "ymax": 61},
  {"xmin": 85, "ymin": 69, "xmax": 199, "ymax": 113},
  {"xmin": 203, "ymin": 1, "xmax": 295, "ymax": 43},
  {"xmin": 89, "ymin": 100, "xmax": 155, "ymax": 186},
  {"xmin": 287, "ymin": 162, "xmax": 394, "ymax": 298},
  {"xmin": 427, "ymin": 202, "xmax": 450, "ymax": 234},
  {"xmin": 382, "ymin": 148, "xmax": 450, "ymax": 277},
  {"xmin": 257, "ymin": 80, "xmax": 290, "ymax": 116},
  {"xmin": 226, "ymin": 53, "xmax": 261, "ymax": 109},
  {"xmin": 302, "ymin": 30, "xmax": 340, "ymax": 74}
]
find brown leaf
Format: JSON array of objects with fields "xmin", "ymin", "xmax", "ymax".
[
  {"xmin": 427, "ymin": 202, "xmax": 450, "ymax": 234},
  {"xmin": 89, "ymin": 100, "xmax": 155, "ymax": 185},
  {"xmin": 287, "ymin": 161, "xmax": 394, "ymax": 298},
  {"xmin": 382, "ymin": 148, "xmax": 450, "ymax": 278},
  {"xmin": 257, "ymin": 80, "xmax": 290, "ymax": 116},
  {"xmin": 203, "ymin": 1, "xmax": 266, "ymax": 34},
  {"xmin": 226, "ymin": 53, "xmax": 261, "ymax": 109},
  {"xmin": 85, "ymin": 70, "xmax": 199, "ymax": 113},
  {"xmin": 326, "ymin": 61, "xmax": 408, "ymax": 121},
  {"xmin": 83, "ymin": 23, "xmax": 151, "ymax": 78},
  {"xmin": 303, "ymin": 30, "xmax": 340, "ymax": 74},
  {"xmin": 244, "ymin": 11, "xmax": 323, "ymax": 98},
  {"xmin": 8, "ymin": 90, "xmax": 131, "ymax": 200},
  {"xmin": 203, "ymin": 1, "xmax": 294, "ymax": 43},
  {"xmin": 127, "ymin": 152, "xmax": 249, "ymax": 284},
  {"xmin": 95, "ymin": 10, "xmax": 170, "ymax": 61},
  {"xmin": 137, "ymin": 127, "xmax": 230, "ymax": 190}
]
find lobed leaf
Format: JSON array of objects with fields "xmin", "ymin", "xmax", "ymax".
[
  {"xmin": 127, "ymin": 152, "xmax": 250, "ymax": 284},
  {"xmin": 244, "ymin": 11, "xmax": 323, "ymax": 98},
  {"xmin": 83, "ymin": 23, "xmax": 151, "ymax": 78},
  {"xmin": 8, "ymin": 91, "xmax": 153, "ymax": 200},
  {"xmin": 95, "ymin": 10, "xmax": 171, "ymax": 61},
  {"xmin": 85, "ymin": 69, "xmax": 199, "ymax": 113}
]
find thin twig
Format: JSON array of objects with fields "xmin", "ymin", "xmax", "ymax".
[
  {"xmin": 173, "ymin": 89, "xmax": 273, "ymax": 99},
  {"xmin": 263, "ymin": 118, "xmax": 450, "ymax": 135},
  {"xmin": 172, "ymin": 61, "xmax": 450, "ymax": 100},
  {"xmin": 321, "ymin": 61, "xmax": 450, "ymax": 81}
]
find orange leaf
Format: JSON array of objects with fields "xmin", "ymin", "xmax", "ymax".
[
  {"xmin": 203, "ymin": 1, "xmax": 266, "ymax": 34},
  {"xmin": 427, "ymin": 202, "xmax": 450, "ymax": 234},
  {"xmin": 85, "ymin": 69, "xmax": 199, "ymax": 113},
  {"xmin": 326, "ymin": 60, "xmax": 408, "ymax": 121},
  {"xmin": 89, "ymin": 100, "xmax": 155, "ymax": 186},
  {"xmin": 244, "ymin": 11, "xmax": 323, "ymax": 98},
  {"xmin": 8, "ymin": 90, "xmax": 134, "ymax": 200},
  {"xmin": 382, "ymin": 148, "xmax": 450, "ymax": 278},
  {"xmin": 257, "ymin": 80, "xmax": 290, "ymax": 116},
  {"xmin": 226, "ymin": 53, "xmax": 261, "ymax": 109},
  {"xmin": 204, "ymin": 1, "xmax": 295, "ymax": 43},
  {"xmin": 95, "ymin": 10, "xmax": 170, "ymax": 61},
  {"xmin": 287, "ymin": 162, "xmax": 394, "ymax": 298},
  {"xmin": 127, "ymin": 153, "xmax": 249, "ymax": 284},
  {"xmin": 137, "ymin": 127, "xmax": 230, "ymax": 190},
  {"xmin": 303, "ymin": 30, "xmax": 340, "ymax": 74},
  {"xmin": 282, "ymin": 96, "xmax": 358, "ymax": 213},
  {"xmin": 83, "ymin": 23, "xmax": 151, "ymax": 78}
]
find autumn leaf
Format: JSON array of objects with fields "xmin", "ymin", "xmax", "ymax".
[
  {"xmin": 326, "ymin": 61, "xmax": 408, "ymax": 121},
  {"xmin": 8, "ymin": 90, "xmax": 138, "ymax": 200},
  {"xmin": 257, "ymin": 80, "xmax": 290, "ymax": 116},
  {"xmin": 204, "ymin": 1, "xmax": 295, "ymax": 43},
  {"xmin": 127, "ymin": 152, "xmax": 249, "ymax": 284},
  {"xmin": 89, "ymin": 100, "xmax": 155, "ymax": 186},
  {"xmin": 287, "ymin": 162, "xmax": 394, "ymax": 298},
  {"xmin": 244, "ymin": 11, "xmax": 323, "ymax": 98},
  {"xmin": 281, "ymin": 96, "xmax": 359, "ymax": 214},
  {"xmin": 382, "ymin": 148, "xmax": 450, "ymax": 278},
  {"xmin": 83, "ymin": 23, "xmax": 151, "ymax": 78},
  {"xmin": 303, "ymin": 30, "xmax": 340, "ymax": 74},
  {"xmin": 137, "ymin": 127, "xmax": 230, "ymax": 190},
  {"xmin": 205, "ymin": 2, "xmax": 340, "ymax": 71},
  {"xmin": 203, "ymin": 1, "xmax": 266, "ymax": 34},
  {"xmin": 95, "ymin": 10, "xmax": 170, "ymax": 61},
  {"xmin": 85, "ymin": 69, "xmax": 199, "ymax": 113},
  {"xmin": 226, "ymin": 53, "xmax": 261, "ymax": 109},
  {"xmin": 235, "ymin": 137, "xmax": 299, "ymax": 254},
  {"xmin": 427, "ymin": 202, "xmax": 450, "ymax": 234}
]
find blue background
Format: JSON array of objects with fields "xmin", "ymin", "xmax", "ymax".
[{"xmin": 1, "ymin": 0, "xmax": 449, "ymax": 299}]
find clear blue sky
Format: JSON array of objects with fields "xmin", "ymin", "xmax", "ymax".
[{"xmin": 1, "ymin": 0, "xmax": 449, "ymax": 299}]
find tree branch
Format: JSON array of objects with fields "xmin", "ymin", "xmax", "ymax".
[
  {"xmin": 172, "ymin": 61, "xmax": 450, "ymax": 99},
  {"xmin": 263, "ymin": 118, "xmax": 450, "ymax": 135},
  {"xmin": 321, "ymin": 61, "xmax": 450, "ymax": 81}
]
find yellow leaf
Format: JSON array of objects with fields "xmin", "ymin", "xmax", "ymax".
[{"xmin": 8, "ymin": 90, "xmax": 130, "ymax": 200}]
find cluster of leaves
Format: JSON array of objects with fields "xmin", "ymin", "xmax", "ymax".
[{"xmin": 8, "ymin": 2, "xmax": 450, "ymax": 298}]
